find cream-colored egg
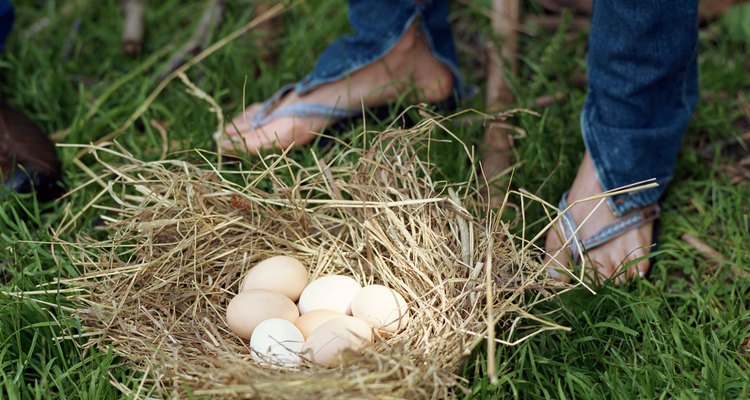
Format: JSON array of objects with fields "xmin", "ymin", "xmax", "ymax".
[
  {"xmin": 301, "ymin": 316, "xmax": 372, "ymax": 367},
  {"xmin": 294, "ymin": 309, "xmax": 344, "ymax": 339},
  {"xmin": 250, "ymin": 318, "xmax": 305, "ymax": 366},
  {"xmin": 225, "ymin": 289, "xmax": 299, "ymax": 340},
  {"xmin": 240, "ymin": 256, "xmax": 309, "ymax": 301},
  {"xmin": 350, "ymin": 285, "xmax": 410, "ymax": 335},
  {"xmin": 297, "ymin": 275, "xmax": 361, "ymax": 314}
]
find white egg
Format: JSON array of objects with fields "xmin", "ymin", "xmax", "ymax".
[
  {"xmin": 297, "ymin": 275, "xmax": 362, "ymax": 315},
  {"xmin": 250, "ymin": 318, "xmax": 305, "ymax": 367}
]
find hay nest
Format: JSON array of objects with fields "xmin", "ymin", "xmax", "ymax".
[{"xmin": 58, "ymin": 116, "xmax": 558, "ymax": 399}]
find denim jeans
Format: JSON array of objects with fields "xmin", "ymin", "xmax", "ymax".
[
  {"xmin": 0, "ymin": 0, "xmax": 13, "ymax": 51},
  {"xmin": 584, "ymin": 0, "xmax": 699, "ymax": 216},
  {"xmin": 295, "ymin": 0, "xmax": 467, "ymax": 99}
]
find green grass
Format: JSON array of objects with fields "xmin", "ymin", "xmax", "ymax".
[{"xmin": 1, "ymin": 1, "xmax": 748, "ymax": 398}]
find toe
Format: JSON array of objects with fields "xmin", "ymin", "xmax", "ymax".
[
  {"xmin": 584, "ymin": 247, "xmax": 617, "ymax": 285},
  {"xmin": 225, "ymin": 104, "xmax": 263, "ymax": 136},
  {"xmin": 626, "ymin": 249, "xmax": 651, "ymax": 281}
]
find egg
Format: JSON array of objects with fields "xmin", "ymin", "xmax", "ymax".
[
  {"xmin": 250, "ymin": 318, "xmax": 305, "ymax": 366},
  {"xmin": 294, "ymin": 309, "xmax": 344, "ymax": 339},
  {"xmin": 225, "ymin": 289, "xmax": 299, "ymax": 339},
  {"xmin": 298, "ymin": 275, "xmax": 361, "ymax": 314},
  {"xmin": 240, "ymin": 256, "xmax": 309, "ymax": 301},
  {"xmin": 301, "ymin": 316, "xmax": 373, "ymax": 367},
  {"xmin": 350, "ymin": 285, "xmax": 410, "ymax": 335}
]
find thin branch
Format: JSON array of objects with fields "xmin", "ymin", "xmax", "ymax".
[
  {"xmin": 160, "ymin": 0, "xmax": 227, "ymax": 79},
  {"xmin": 122, "ymin": 0, "xmax": 146, "ymax": 56}
]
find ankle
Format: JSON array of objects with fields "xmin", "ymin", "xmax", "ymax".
[{"xmin": 390, "ymin": 23, "xmax": 420, "ymax": 54}]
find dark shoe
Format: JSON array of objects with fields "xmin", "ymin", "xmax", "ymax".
[{"xmin": 0, "ymin": 102, "xmax": 64, "ymax": 202}]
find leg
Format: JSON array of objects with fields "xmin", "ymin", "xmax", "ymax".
[
  {"xmin": 545, "ymin": 0, "xmax": 699, "ymax": 284},
  {"xmin": 220, "ymin": 0, "xmax": 463, "ymax": 154}
]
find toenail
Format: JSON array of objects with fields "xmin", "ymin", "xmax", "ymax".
[
  {"xmin": 212, "ymin": 131, "xmax": 223, "ymax": 140},
  {"xmin": 638, "ymin": 271, "xmax": 645, "ymax": 278}
]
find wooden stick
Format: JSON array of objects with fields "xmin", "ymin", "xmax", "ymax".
[
  {"xmin": 537, "ymin": 0, "xmax": 592, "ymax": 15},
  {"xmin": 480, "ymin": 0, "xmax": 519, "ymax": 193},
  {"xmin": 486, "ymin": 0, "xmax": 519, "ymax": 109},
  {"xmin": 681, "ymin": 233, "xmax": 726, "ymax": 262},
  {"xmin": 533, "ymin": 91, "xmax": 565, "ymax": 108},
  {"xmin": 524, "ymin": 15, "xmax": 590, "ymax": 32},
  {"xmin": 699, "ymin": 0, "xmax": 747, "ymax": 21},
  {"xmin": 485, "ymin": 234, "xmax": 497, "ymax": 385},
  {"xmin": 122, "ymin": 0, "xmax": 145, "ymax": 56},
  {"xmin": 682, "ymin": 233, "xmax": 749, "ymax": 279},
  {"xmin": 159, "ymin": 0, "xmax": 227, "ymax": 79},
  {"xmin": 539, "ymin": 0, "xmax": 747, "ymax": 21},
  {"xmin": 253, "ymin": 0, "xmax": 283, "ymax": 64}
]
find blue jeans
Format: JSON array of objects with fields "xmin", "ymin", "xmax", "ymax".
[
  {"xmin": 0, "ymin": 0, "xmax": 12, "ymax": 51},
  {"xmin": 303, "ymin": 0, "xmax": 698, "ymax": 216},
  {"xmin": 584, "ymin": 0, "xmax": 699, "ymax": 216},
  {"xmin": 295, "ymin": 0, "xmax": 467, "ymax": 99}
]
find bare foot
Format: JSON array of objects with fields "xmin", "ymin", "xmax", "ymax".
[
  {"xmin": 220, "ymin": 22, "xmax": 454, "ymax": 154},
  {"xmin": 544, "ymin": 152, "xmax": 655, "ymax": 285}
]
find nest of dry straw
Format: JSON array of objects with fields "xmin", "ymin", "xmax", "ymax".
[{"xmin": 58, "ymin": 116, "xmax": 558, "ymax": 399}]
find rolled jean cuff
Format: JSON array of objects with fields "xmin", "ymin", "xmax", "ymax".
[
  {"xmin": 295, "ymin": 0, "xmax": 466, "ymax": 100},
  {"xmin": 581, "ymin": 110, "xmax": 679, "ymax": 217}
]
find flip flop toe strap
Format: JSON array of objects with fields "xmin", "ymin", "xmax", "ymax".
[
  {"xmin": 557, "ymin": 192, "xmax": 660, "ymax": 265},
  {"xmin": 251, "ymin": 84, "xmax": 360, "ymax": 130},
  {"xmin": 580, "ymin": 203, "xmax": 660, "ymax": 252}
]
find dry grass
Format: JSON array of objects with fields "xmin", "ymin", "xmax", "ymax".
[{"xmin": 53, "ymin": 113, "xmax": 566, "ymax": 399}]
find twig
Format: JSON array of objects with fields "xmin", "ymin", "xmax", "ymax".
[
  {"xmin": 122, "ymin": 0, "xmax": 146, "ymax": 56},
  {"xmin": 537, "ymin": 0, "xmax": 592, "ymax": 14},
  {"xmin": 682, "ymin": 233, "xmax": 749, "ymax": 279},
  {"xmin": 699, "ymin": 130, "xmax": 750, "ymax": 159},
  {"xmin": 699, "ymin": 0, "xmax": 747, "ymax": 21},
  {"xmin": 486, "ymin": 0, "xmax": 519, "ymax": 109},
  {"xmin": 160, "ymin": 0, "xmax": 226, "ymax": 79},
  {"xmin": 681, "ymin": 233, "xmax": 726, "ymax": 262},
  {"xmin": 480, "ymin": 0, "xmax": 520, "ymax": 187},
  {"xmin": 252, "ymin": 0, "xmax": 283, "ymax": 65},
  {"xmin": 486, "ymin": 233, "xmax": 497, "ymax": 385},
  {"xmin": 533, "ymin": 91, "xmax": 565, "ymax": 108},
  {"xmin": 524, "ymin": 15, "xmax": 590, "ymax": 32}
]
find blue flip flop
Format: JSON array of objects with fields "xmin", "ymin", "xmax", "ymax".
[
  {"xmin": 215, "ymin": 84, "xmax": 362, "ymax": 145},
  {"xmin": 249, "ymin": 84, "xmax": 363, "ymax": 130},
  {"xmin": 215, "ymin": 83, "xmax": 459, "ymax": 148},
  {"xmin": 549, "ymin": 191, "xmax": 661, "ymax": 279}
]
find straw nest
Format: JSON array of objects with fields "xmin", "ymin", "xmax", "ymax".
[{"xmin": 58, "ymin": 115, "xmax": 558, "ymax": 399}]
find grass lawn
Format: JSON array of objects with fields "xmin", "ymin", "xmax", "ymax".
[{"xmin": 1, "ymin": 0, "xmax": 749, "ymax": 398}]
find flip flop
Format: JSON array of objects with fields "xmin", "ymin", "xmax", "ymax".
[
  {"xmin": 548, "ymin": 191, "xmax": 661, "ymax": 281},
  {"xmin": 214, "ymin": 83, "xmax": 364, "ymax": 148},
  {"xmin": 215, "ymin": 83, "xmax": 458, "ymax": 149},
  {"xmin": 250, "ymin": 84, "xmax": 363, "ymax": 131}
]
